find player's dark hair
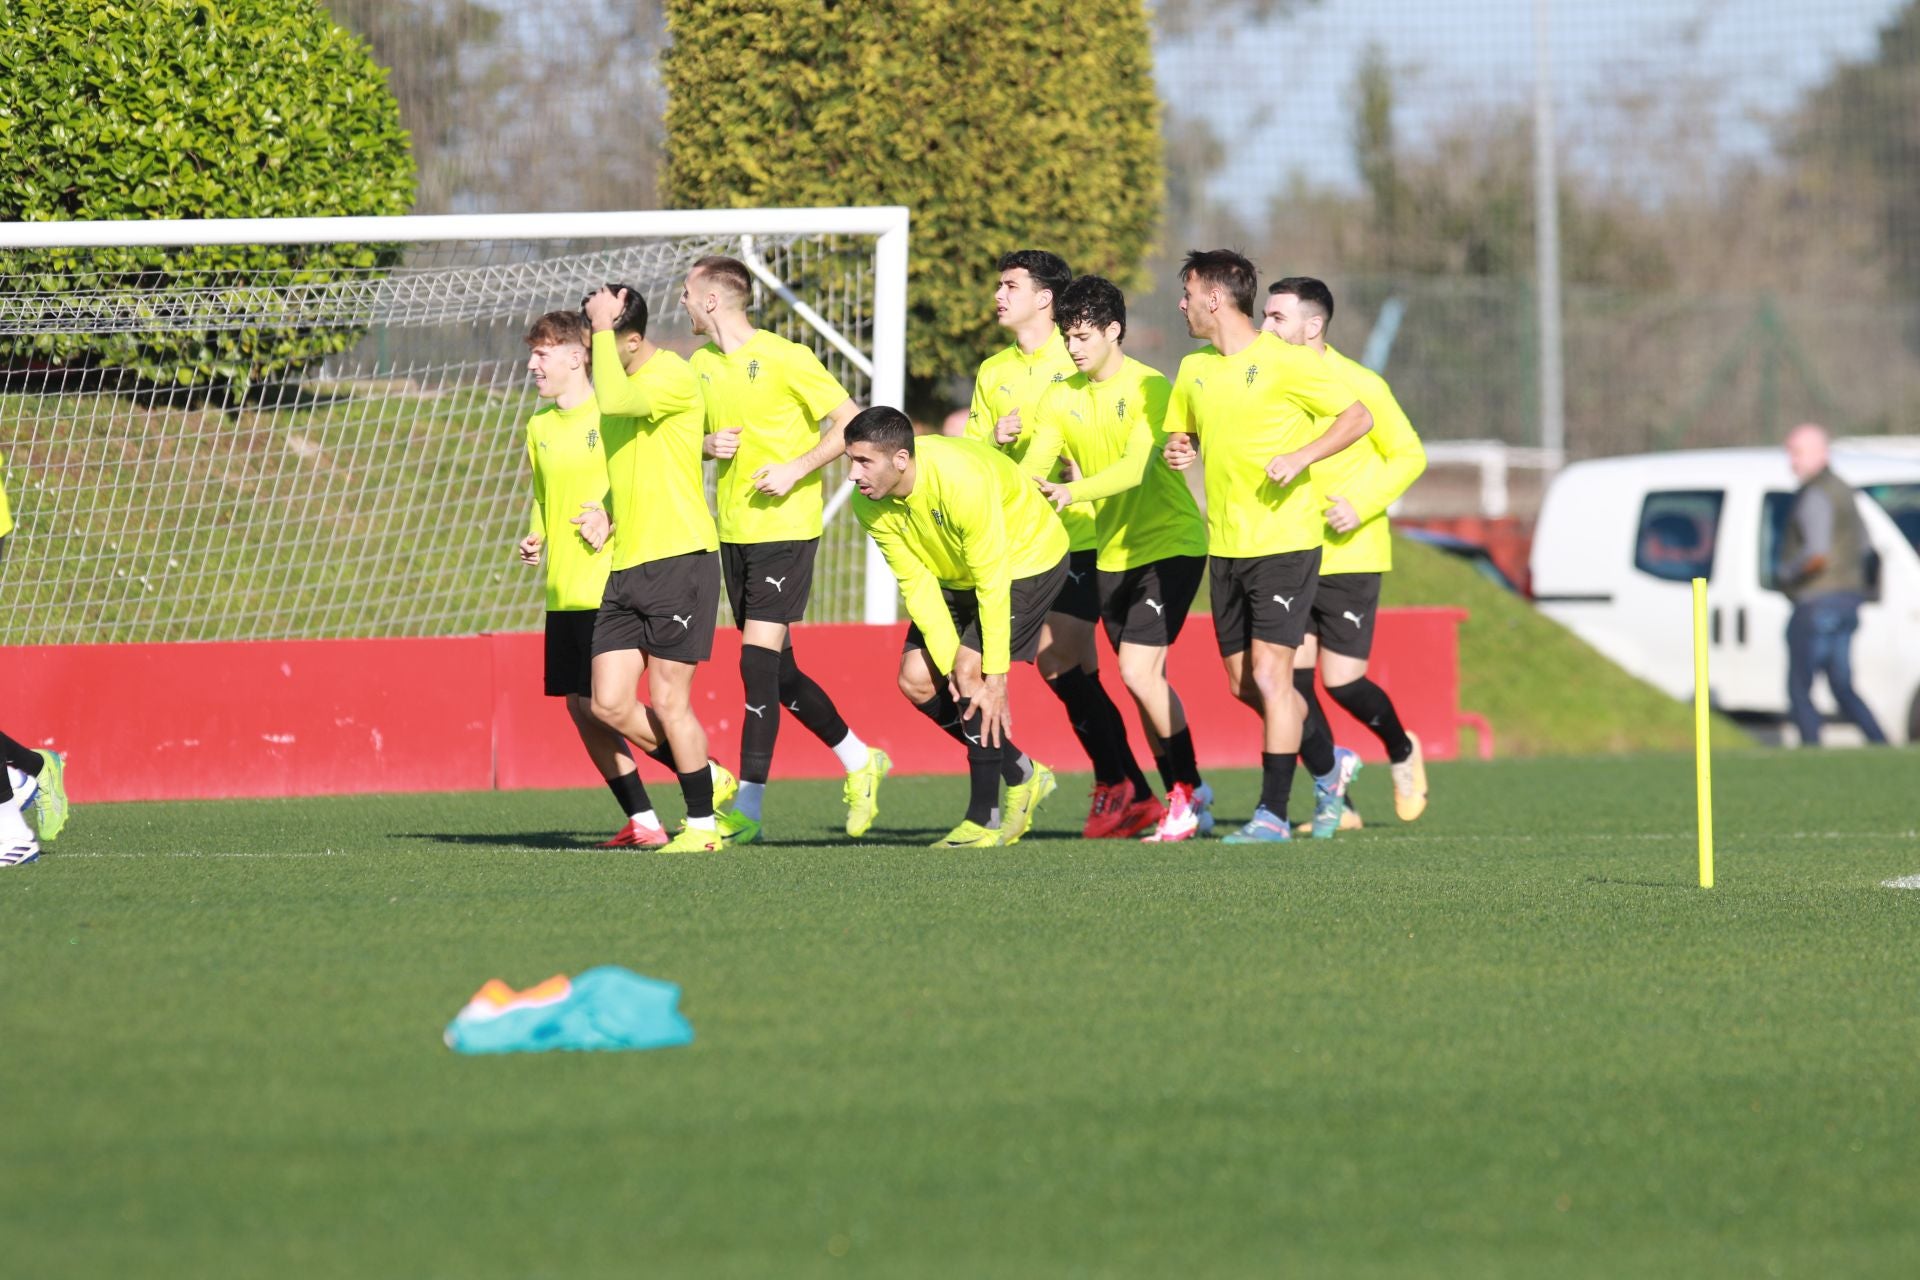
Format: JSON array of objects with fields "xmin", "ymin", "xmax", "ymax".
[
  {"xmin": 843, "ymin": 405, "xmax": 916, "ymax": 455},
  {"xmin": 690, "ymin": 254, "xmax": 754, "ymax": 305},
  {"xmin": 1181, "ymin": 249, "xmax": 1258, "ymax": 317},
  {"xmin": 996, "ymin": 249, "xmax": 1073, "ymax": 313},
  {"xmin": 526, "ymin": 309, "xmax": 590, "ymax": 348},
  {"xmin": 1057, "ymin": 275, "xmax": 1127, "ymax": 342},
  {"xmin": 1269, "ymin": 275, "xmax": 1335, "ymax": 326},
  {"xmin": 581, "ymin": 282, "xmax": 649, "ymax": 338}
]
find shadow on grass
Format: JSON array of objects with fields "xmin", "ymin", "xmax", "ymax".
[
  {"xmin": 395, "ymin": 830, "xmax": 608, "ymax": 851},
  {"xmin": 1584, "ymin": 874, "xmax": 1695, "ymax": 891}
]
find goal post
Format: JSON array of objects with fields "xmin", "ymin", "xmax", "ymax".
[{"xmin": 0, "ymin": 207, "xmax": 908, "ymax": 643}]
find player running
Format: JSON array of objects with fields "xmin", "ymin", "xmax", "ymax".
[
  {"xmin": 1162, "ymin": 251, "xmax": 1373, "ymax": 842},
  {"xmin": 682, "ymin": 256, "xmax": 891, "ymax": 843},
  {"xmin": 580, "ymin": 286, "xmax": 735, "ymax": 854},
  {"xmin": 968, "ymin": 250, "xmax": 1159, "ymax": 838},
  {"xmin": 844, "ymin": 409, "xmax": 1067, "ymax": 848},
  {"xmin": 1032, "ymin": 276, "xmax": 1215, "ymax": 842},
  {"xmin": 515, "ymin": 310, "xmax": 668, "ymax": 847},
  {"xmin": 1263, "ymin": 277, "xmax": 1430, "ymax": 825}
]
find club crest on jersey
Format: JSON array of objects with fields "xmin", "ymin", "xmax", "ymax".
[
  {"xmin": 1245, "ymin": 365, "xmax": 1259, "ymax": 387},
  {"xmin": 585, "ymin": 428, "xmax": 599, "ymax": 450},
  {"xmin": 1051, "ymin": 372, "xmax": 1067, "ymax": 382},
  {"xmin": 747, "ymin": 359, "xmax": 761, "ymax": 383},
  {"xmin": 1115, "ymin": 397, "xmax": 1127, "ymax": 419},
  {"xmin": 931, "ymin": 509, "xmax": 945, "ymax": 526}
]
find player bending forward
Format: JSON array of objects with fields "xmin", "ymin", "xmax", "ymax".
[
  {"xmin": 845, "ymin": 409, "xmax": 1067, "ymax": 847},
  {"xmin": 1033, "ymin": 275, "xmax": 1216, "ymax": 841},
  {"xmin": 1263, "ymin": 276, "xmax": 1429, "ymax": 826},
  {"xmin": 516, "ymin": 309, "xmax": 668, "ymax": 846},
  {"xmin": 0, "ymin": 727, "xmax": 68, "ymax": 867},
  {"xmin": 579, "ymin": 286, "xmax": 737, "ymax": 853}
]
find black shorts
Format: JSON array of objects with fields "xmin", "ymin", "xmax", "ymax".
[
  {"xmin": 903, "ymin": 554, "xmax": 1070, "ymax": 667},
  {"xmin": 722, "ymin": 539, "xmax": 819, "ymax": 626},
  {"xmin": 1098, "ymin": 555, "xmax": 1206, "ymax": 649},
  {"xmin": 1049, "ymin": 548, "xmax": 1101, "ymax": 622},
  {"xmin": 544, "ymin": 609, "xmax": 598, "ymax": 697},
  {"xmin": 1308, "ymin": 571, "xmax": 1383, "ymax": 659},
  {"xmin": 592, "ymin": 550, "xmax": 721, "ymax": 664},
  {"xmin": 1210, "ymin": 547, "xmax": 1322, "ymax": 656}
]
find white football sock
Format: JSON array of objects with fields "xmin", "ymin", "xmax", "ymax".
[
  {"xmin": 632, "ymin": 808, "xmax": 659, "ymax": 829},
  {"xmin": 735, "ymin": 781, "xmax": 765, "ymax": 821},
  {"xmin": 831, "ymin": 731, "xmax": 869, "ymax": 772}
]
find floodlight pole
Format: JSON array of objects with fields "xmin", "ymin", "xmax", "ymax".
[{"xmin": 1532, "ymin": 0, "xmax": 1567, "ymax": 469}]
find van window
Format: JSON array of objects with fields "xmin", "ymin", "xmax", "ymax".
[
  {"xmin": 1634, "ymin": 490, "xmax": 1723, "ymax": 583},
  {"xmin": 1759, "ymin": 492, "xmax": 1794, "ymax": 590},
  {"xmin": 1865, "ymin": 483, "xmax": 1920, "ymax": 554}
]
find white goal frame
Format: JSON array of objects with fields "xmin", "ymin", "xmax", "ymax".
[{"xmin": 0, "ymin": 206, "xmax": 909, "ymax": 624}]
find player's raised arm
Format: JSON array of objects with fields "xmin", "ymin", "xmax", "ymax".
[{"xmin": 584, "ymin": 287, "xmax": 661, "ymax": 419}]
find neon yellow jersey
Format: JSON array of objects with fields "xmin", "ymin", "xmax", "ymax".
[
  {"xmin": 590, "ymin": 336, "xmax": 719, "ymax": 570},
  {"xmin": 0, "ymin": 449, "xmax": 12, "ymax": 539},
  {"xmin": 853, "ymin": 435, "xmax": 1070, "ymax": 675},
  {"xmin": 1042, "ymin": 357, "xmax": 1207, "ymax": 572},
  {"xmin": 1164, "ymin": 331, "xmax": 1362, "ymax": 558},
  {"xmin": 965, "ymin": 329, "xmax": 1096, "ymax": 552},
  {"xmin": 1312, "ymin": 345, "xmax": 1426, "ymax": 574},
  {"xmin": 525, "ymin": 400, "xmax": 614, "ymax": 612},
  {"xmin": 692, "ymin": 329, "xmax": 851, "ymax": 545}
]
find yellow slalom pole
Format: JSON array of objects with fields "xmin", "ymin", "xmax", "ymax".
[{"xmin": 1692, "ymin": 577, "xmax": 1715, "ymax": 888}]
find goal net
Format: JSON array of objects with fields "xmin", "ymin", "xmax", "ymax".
[{"xmin": 0, "ymin": 209, "xmax": 907, "ymax": 646}]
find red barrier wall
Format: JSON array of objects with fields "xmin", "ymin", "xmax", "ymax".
[{"xmin": 4, "ymin": 608, "xmax": 1473, "ymax": 803}]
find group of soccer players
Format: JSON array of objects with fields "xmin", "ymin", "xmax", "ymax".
[{"xmin": 519, "ymin": 246, "xmax": 1430, "ymax": 850}]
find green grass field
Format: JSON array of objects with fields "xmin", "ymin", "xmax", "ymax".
[{"xmin": 7, "ymin": 750, "xmax": 1920, "ymax": 1278}]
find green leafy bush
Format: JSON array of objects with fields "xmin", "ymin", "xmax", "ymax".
[
  {"xmin": 0, "ymin": 0, "xmax": 416, "ymax": 389},
  {"xmin": 662, "ymin": 0, "xmax": 1162, "ymax": 408}
]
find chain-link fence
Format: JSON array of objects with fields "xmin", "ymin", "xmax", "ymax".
[{"xmin": 327, "ymin": 0, "xmax": 1920, "ymax": 471}]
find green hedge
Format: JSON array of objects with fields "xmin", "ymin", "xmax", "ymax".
[
  {"xmin": 662, "ymin": 0, "xmax": 1163, "ymax": 406},
  {"xmin": 0, "ymin": 0, "xmax": 416, "ymax": 389}
]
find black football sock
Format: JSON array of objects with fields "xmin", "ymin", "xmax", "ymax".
[
  {"xmin": 1294, "ymin": 668, "xmax": 1337, "ymax": 778},
  {"xmin": 1162, "ymin": 727, "xmax": 1202, "ymax": 789},
  {"xmin": 1094, "ymin": 686, "xmax": 1154, "ymax": 801},
  {"xmin": 1044, "ymin": 667, "xmax": 1122, "ymax": 784},
  {"xmin": 1258, "ymin": 751, "xmax": 1297, "ymax": 820},
  {"xmin": 1153, "ymin": 751, "xmax": 1176, "ymax": 792},
  {"xmin": 643, "ymin": 741, "xmax": 679, "ymax": 772},
  {"xmin": 677, "ymin": 765, "xmax": 715, "ymax": 821},
  {"xmin": 1327, "ymin": 676, "xmax": 1414, "ymax": 763},
  {"xmin": 0, "ymin": 730, "xmax": 43, "ymax": 777},
  {"xmin": 962, "ymin": 709, "xmax": 1002, "ymax": 827},
  {"xmin": 778, "ymin": 646, "xmax": 851, "ymax": 746},
  {"xmin": 914, "ymin": 685, "xmax": 969, "ymax": 747},
  {"xmin": 738, "ymin": 643, "xmax": 783, "ymax": 785},
  {"xmin": 606, "ymin": 772, "xmax": 652, "ymax": 820},
  {"xmin": 1001, "ymin": 745, "xmax": 1033, "ymax": 786}
]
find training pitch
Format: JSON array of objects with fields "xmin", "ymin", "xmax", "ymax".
[{"xmin": 5, "ymin": 749, "xmax": 1918, "ymax": 1278}]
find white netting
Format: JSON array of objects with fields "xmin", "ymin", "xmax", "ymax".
[{"xmin": 0, "ymin": 230, "xmax": 879, "ymax": 644}]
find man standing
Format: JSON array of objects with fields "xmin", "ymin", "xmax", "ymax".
[
  {"xmin": 683, "ymin": 256, "xmax": 892, "ymax": 841},
  {"xmin": 845, "ymin": 409, "xmax": 1067, "ymax": 848},
  {"xmin": 1162, "ymin": 251, "xmax": 1373, "ymax": 842},
  {"xmin": 581, "ymin": 286, "xmax": 736, "ymax": 854},
  {"xmin": 516, "ymin": 310, "xmax": 666, "ymax": 847},
  {"xmin": 1262, "ymin": 277, "xmax": 1431, "ymax": 824},
  {"xmin": 1034, "ymin": 275, "xmax": 1215, "ymax": 842},
  {"xmin": 1777, "ymin": 422, "xmax": 1887, "ymax": 746},
  {"xmin": 970, "ymin": 250, "xmax": 1158, "ymax": 837}
]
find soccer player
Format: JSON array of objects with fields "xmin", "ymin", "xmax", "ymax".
[
  {"xmin": 0, "ymin": 730, "xmax": 66, "ymax": 868},
  {"xmin": 968, "ymin": 250, "xmax": 1158, "ymax": 838},
  {"xmin": 1162, "ymin": 250, "xmax": 1373, "ymax": 841},
  {"xmin": 1263, "ymin": 277, "xmax": 1431, "ymax": 822},
  {"xmin": 1032, "ymin": 276, "xmax": 1216, "ymax": 842},
  {"xmin": 516, "ymin": 310, "xmax": 673, "ymax": 846},
  {"xmin": 844, "ymin": 408, "xmax": 1067, "ymax": 847},
  {"xmin": 682, "ymin": 256, "xmax": 891, "ymax": 842},
  {"xmin": 580, "ymin": 285, "xmax": 735, "ymax": 854}
]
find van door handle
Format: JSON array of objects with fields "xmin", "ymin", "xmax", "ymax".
[
  {"xmin": 1711, "ymin": 606, "xmax": 1722, "ymax": 645},
  {"xmin": 1736, "ymin": 606, "xmax": 1747, "ymax": 645}
]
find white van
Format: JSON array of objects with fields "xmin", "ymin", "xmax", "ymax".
[{"xmin": 1530, "ymin": 443, "xmax": 1920, "ymax": 742}]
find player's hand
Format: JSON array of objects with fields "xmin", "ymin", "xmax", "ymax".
[
  {"xmin": 584, "ymin": 287, "xmax": 625, "ymax": 332},
  {"xmin": 573, "ymin": 503, "xmax": 612, "ymax": 551},
  {"xmin": 705, "ymin": 426, "xmax": 743, "ymax": 459},
  {"xmin": 752, "ymin": 459, "xmax": 802, "ymax": 497},
  {"xmin": 517, "ymin": 533, "xmax": 543, "ymax": 566},
  {"xmin": 1035, "ymin": 477, "xmax": 1073, "ymax": 511},
  {"xmin": 994, "ymin": 408, "xmax": 1023, "ymax": 446},
  {"xmin": 1324, "ymin": 495, "xmax": 1361, "ymax": 534},
  {"xmin": 1265, "ymin": 450, "xmax": 1308, "ymax": 487},
  {"xmin": 961, "ymin": 672, "xmax": 1012, "ymax": 748},
  {"xmin": 1163, "ymin": 432, "xmax": 1196, "ymax": 470}
]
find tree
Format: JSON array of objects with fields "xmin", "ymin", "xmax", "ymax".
[{"xmin": 662, "ymin": 0, "xmax": 1163, "ymax": 411}]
